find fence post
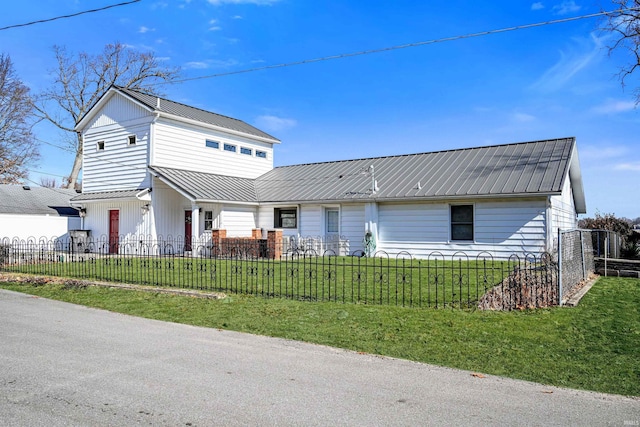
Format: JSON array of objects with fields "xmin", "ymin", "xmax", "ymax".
[
  {"xmin": 557, "ymin": 228, "xmax": 563, "ymax": 306},
  {"xmin": 604, "ymin": 234, "xmax": 608, "ymax": 277},
  {"xmin": 580, "ymin": 231, "xmax": 586, "ymax": 280}
]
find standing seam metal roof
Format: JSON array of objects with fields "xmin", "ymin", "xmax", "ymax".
[
  {"xmin": 115, "ymin": 87, "xmax": 280, "ymax": 143},
  {"xmin": 75, "ymin": 138, "xmax": 580, "ymax": 208},
  {"xmin": 254, "ymin": 138, "xmax": 577, "ymax": 202}
]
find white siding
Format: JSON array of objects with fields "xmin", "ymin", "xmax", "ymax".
[
  {"xmin": 82, "ymin": 200, "xmax": 150, "ymax": 242},
  {"xmin": 341, "ymin": 203, "xmax": 365, "ymax": 254},
  {"xmin": 220, "ymin": 205, "xmax": 257, "ymax": 237},
  {"xmin": 152, "ymin": 118, "xmax": 273, "ymax": 178},
  {"xmin": 82, "ymin": 94, "xmax": 154, "ymax": 193},
  {"xmin": 550, "ymin": 172, "xmax": 578, "ymax": 233},
  {"xmin": 377, "ymin": 198, "xmax": 548, "ymax": 259},
  {"xmin": 0, "ymin": 214, "xmax": 80, "ymax": 241}
]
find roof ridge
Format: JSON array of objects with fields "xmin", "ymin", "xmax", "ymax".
[
  {"xmin": 117, "ymin": 86, "xmax": 256, "ymax": 126},
  {"xmin": 270, "ymin": 137, "xmax": 576, "ymax": 170}
]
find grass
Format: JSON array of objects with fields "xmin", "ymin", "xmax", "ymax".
[
  {"xmin": 2, "ymin": 253, "xmax": 551, "ymax": 308},
  {"xmin": 1, "ymin": 276, "xmax": 638, "ymax": 396}
]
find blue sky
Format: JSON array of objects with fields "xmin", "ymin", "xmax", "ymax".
[{"xmin": 1, "ymin": 0, "xmax": 639, "ymax": 219}]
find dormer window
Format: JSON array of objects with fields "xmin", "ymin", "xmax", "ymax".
[
  {"xmin": 224, "ymin": 143, "xmax": 237, "ymax": 153},
  {"xmin": 97, "ymin": 141, "xmax": 105, "ymax": 151},
  {"xmin": 206, "ymin": 139, "xmax": 219, "ymax": 149},
  {"xmin": 128, "ymin": 135, "xmax": 136, "ymax": 145},
  {"xmin": 240, "ymin": 147, "xmax": 252, "ymax": 155},
  {"xmin": 256, "ymin": 150, "xmax": 267, "ymax": 159}
]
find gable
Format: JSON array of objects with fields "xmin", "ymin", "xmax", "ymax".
[{"xmin": 84, "ymin": 91, "xmax": 154, "ymax": 131}]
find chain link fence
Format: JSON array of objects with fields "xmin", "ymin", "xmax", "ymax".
[{"xmin": 558, "ymin": 229, "xmax": 595, "ymax": 302}]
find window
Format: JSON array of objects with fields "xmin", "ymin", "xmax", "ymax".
[
  {"xmin": 204, "ymin": 210, "xmax": 213, "ymax": 230},
  {"xmin": 224, "ymin": 143, "xmax": 236, "ymax": 153},
  {"xmin": 451, "ymin": 205, "xmax": 474, "ymax": 241},
  {"xmin": 256, "ymin": 150, "xmax": 267, "ymax": 159},
  {"xmin": 128, "ymin": 135, "xmax": 136, "ymax": 145},
  {"xmin": 97, "ymin": 141, "xmax": 105, "ymax": 151},
  {"xmin": 206, "ymin": 139, "xmax": 219, "ymax": 149},
  {"xmin": 274, "ymin": 208, "xmax": 297, "ymax": 229},
  {"xmin": 326, "ymin": 209, "xmax": 339, "ymax": 233},
  {"xmin": 240, "ymin": 147, "xmax": 252, "ymax": 155}
]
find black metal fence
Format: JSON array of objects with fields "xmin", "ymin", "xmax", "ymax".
[{"xmin": 1, "ymin": 235, "xmax": 559, "ymax": 310}]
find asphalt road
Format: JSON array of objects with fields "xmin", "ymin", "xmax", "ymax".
[{"xmin": 1, "ymin": 288, "xmax": 638, "ymax": 426}]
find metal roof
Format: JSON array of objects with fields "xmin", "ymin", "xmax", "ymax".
[
  {"xmin": 255, "ymin": 138, "xmax": 579, "ymax": 204},
  {"xmin": 0, "ymin": 185, "xmax": 79, "ymax": 216},
  {"xmin": 116, "ymin": 87, "xmax": 280, "ymax": 143},
  {"xmin": 149, "ymin": 166, "xmax": 258, "ymax": 204},
  {"xmin": 71, "ymin": 189, "xmax": 146, "ymax": 202},
  {"xmin": 136, "ymin": 138, "xmax": 584, "ymax": 213}
]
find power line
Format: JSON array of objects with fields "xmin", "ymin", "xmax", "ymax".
[
  {"xmin": 166, "ymin": 7, "xmax": 639, "ymax": 85},
  {"xmin": 0, "ymin": 0, "xmax": 142, "ymax": 31}
]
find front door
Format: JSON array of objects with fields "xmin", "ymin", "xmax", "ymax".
[
  {"xmin": 108, "ymin": 210, "xmax": 119, "ymax": 254},
  {"xmin": 184, "ymin": 210, "xmax": 192, "ymax": 251}
]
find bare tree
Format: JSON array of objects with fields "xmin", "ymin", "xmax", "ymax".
[
  {"xmin": 39, "ymin": 176, "xmax": 59, "ymax": 188},
  {"xmin": 604, "ymin": 1, "xmax": 640, "ymax": 102},
  {"xmin": 34, "ymin": 42, "xmax": 181, "ymax": 189},
  {"xmin": 0, "ymin": 54, "xmax": 39, "ymax": 184}
]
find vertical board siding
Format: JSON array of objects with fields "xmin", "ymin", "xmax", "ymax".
[
  {"xmin": 377, "ymin": 199, "xmax": 548, "ymax": 258},
  {"xmin": 153, "ymin": 119, "xmax": 273, "ymax": 179},
  {"xmin": 87, "ymin": 93, "xmax": 151, "ymax": 128},
  {"xmin": 82, "ymin": 200, "xmax": 150, "ymax": 241}
]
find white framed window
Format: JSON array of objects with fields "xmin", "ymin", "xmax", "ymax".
[
  {"xmin": 450, "ymin": 204, "xmax": 474, "ymax": 241},
  {"xmin": 204, "ymin": 210, "xmax": 213, "ymax": 230},
  {"xmin": 326, "ymin": 209, "xmax": 339, "ymax": 233},
  {"xmin": 128, "ymin": 135, "xmax": 136, "ymax": 145},
  {"xmin": 224, "ymin": 143, "xmax": 237, "ymax": 153},
  {"xmin": 256, "ymin": 150, "xmax": 267, "ymax": 159},
  {"xmin": 206, "ymin": 139, "xmax": 219, "ymax": 149},
  {"xmin": 97, "ymin": 141, "xmax": 105, "ymax": 151},
  {"xmin": 240, "ymin": 147, "xmax": 252, "ymax": 155}
]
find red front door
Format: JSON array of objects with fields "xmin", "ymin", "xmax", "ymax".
[
  {"xmin": 109, "ymin": 210, "xmax": 119, "ymax": 254},
  {"xmin": 184, "ymin": 210, "xmax": 192, "ymax": 251}
]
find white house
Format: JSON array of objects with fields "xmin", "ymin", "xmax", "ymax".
[
  {"xmin": 0, "ymin": 185, "xmax": 81, "ymax": 241},
  {"xmin": 72, "ymin": 86, "xmax": 586, "ymax": 258}
]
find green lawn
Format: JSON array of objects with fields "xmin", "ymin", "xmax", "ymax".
[
  {"xmin": 1, "ymin": 276, "xmax": 638, "ymax": 396},
  {"xmin": 2, "ymin": 253, "xmax": 549, "ymax": 308}
]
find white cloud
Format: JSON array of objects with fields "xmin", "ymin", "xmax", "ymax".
[
  {"xmin": 531, "ymin": 2, "xmax": 544, "ymax": 10},
  {"xmin": 233, "ymin": 15, "xmax": 243, "ymax": 19},
  {"xmin": 580, "ymin": 145, "xmax": 628, "ymax": 160},
  {"xmin": 255, "ymin": 115, "xmax": 297, "ymax": 132},
  {"xmin": 614, "ymin": 162, "xmax": 640, "ymax": 171},
  {"xmin": 530, "ymin": 33, "xmax": 604, "ymax": 92},
  {"xmin": 512, "ymin": 112, "xmax": 536, "ymax": 123},
  {"xmin": 552, "ymin": 1, "xmax": 581, "ymax": 15},
  {"xmin": 208, "ymin": 0, "xmax": 280, "ymax": 5},
  {"xmin": 184, "ymin": 61, "xmax": 210, "ymax": 69},
  {"xmin": 591, "ymin": 99, "xmax": 636, "ymax": 115},
  {"xmin": 183, "ymin": 58, "xmax": 239, "ymax": 69},
  {"xmin": 138, "ymin": 26, "xmax": 154, "ymax": 34}
]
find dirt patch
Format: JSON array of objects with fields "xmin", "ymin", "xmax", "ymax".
[{"xmin": 0, "ymin": 272, "xmax": 226, "ymax": 300}]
